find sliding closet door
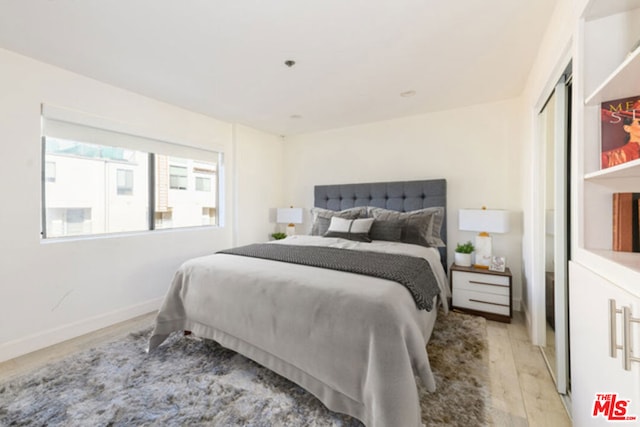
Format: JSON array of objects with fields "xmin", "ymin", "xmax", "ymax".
[{"xmin": 539, "ymin": 71, "xmax": 571, "ymax": 396}]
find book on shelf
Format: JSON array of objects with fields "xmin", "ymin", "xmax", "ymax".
[
  {"xmin": 601, "ymin": 96, "xmax": 640, "ymax": 170},
  {"xmin": 612, "ymin": 193, "xmax": 640, "ymax": 252}
]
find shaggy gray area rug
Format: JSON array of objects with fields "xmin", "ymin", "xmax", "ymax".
[{"xmin": 0, "ymin": 309, "xmax": 488, "ymax": 426}]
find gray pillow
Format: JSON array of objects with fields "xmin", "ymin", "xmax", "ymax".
[
  {"xmin": 369, "ymin": 219, "xmax": 403, "ymax": 242},
  {"xmin": 427, "ymin": 207, "xmax": 445, "ymax": 247},
  {"xmin": 369, "ymin": 207, "xmax": 445, "ymax": 247},
  {"xmin": 310, "ymin": 206, "xmax": 368, "ymax": 236}
]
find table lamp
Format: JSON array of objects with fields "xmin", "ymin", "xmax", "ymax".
[
  {"xmin": 459, "ymin": 207, "xmax": 510, "ymax": 268},
  {"xmin": 277, "ymin": 207, "xmax": 303, "ymax": 236}
]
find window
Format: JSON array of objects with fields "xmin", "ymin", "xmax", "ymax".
[
  {"xmin": 116, "ymin": 169, "xmax": 134, "ymax": 195},
  {"xmin": 202, "ymin": 207, "xmax": 216, "ymax": 225},
  {"xmin": 43, "ymin": 138, "xmax": 149, "ymax": 237},
  {"xmin": 46, "ymin": 207, "xmax": 92, "ymax": 237},
  {"xmin": 65, "ymin": 208, "xmax": 91, "ymax": 235},
  {"xmin": 154, "ymin": 211, "xmax": 173, "ymax": 229},
  {"xmin": 169, "ymin": 165, "xmax": 188, "ymax": 190},
  {"xmin": 155, "ymin": 155, "xmax": 217, "ymax": 230},
  {"xmin": 41, "ymin": 105, "xmax": 222, "ymax": 239},
  {"xmin": 45, "ymin": 161, "xmax": 56, "ymax": 182},
  {"xmin": 196, "ymin": 176, "xmax": 211, "ymax": 192}
]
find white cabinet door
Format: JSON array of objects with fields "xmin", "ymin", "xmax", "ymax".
[{"xmin": 570, "ymin": 261, "xmax": 640, "ymax": 426}]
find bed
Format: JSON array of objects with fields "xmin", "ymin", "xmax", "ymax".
[{"xmin": 148, "ymin": 179, "xmax": 449, "ymax": 427}]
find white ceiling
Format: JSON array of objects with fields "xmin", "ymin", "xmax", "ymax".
[{"xmin": 0, "ymin": 1, "xmax": 557, "ymax": 136}]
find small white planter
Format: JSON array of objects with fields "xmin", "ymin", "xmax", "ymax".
[{"xmin": 454, "ymin": 252, "xmax": 472, "ymax": 267}]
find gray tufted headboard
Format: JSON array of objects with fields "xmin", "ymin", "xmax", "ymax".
[{"xmin": 314, "ymin": 179, "xmax": 447, "ymax": 270}]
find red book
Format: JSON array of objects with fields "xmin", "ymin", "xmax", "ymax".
[{"xmin": 601, "ymin": 96, "xmax": 640, "ymax": 169}]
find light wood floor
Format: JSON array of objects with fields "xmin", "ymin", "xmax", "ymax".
[
  {"xmin": 487, "ymin": 311, "xmax": 572, "ymax": 426},
  {"xmin": 0, "ymin": 313, "xmax": 157, "ymax": 383},
  {"xmin": 0, "ymin": 311, "xmax": 572, "ymax": 426}
]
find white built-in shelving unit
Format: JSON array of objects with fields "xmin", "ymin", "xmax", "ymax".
[
  {"xmin": 570, "ymin": 2, "xmax": 640, "ymax": 424},
  {"xmin": 574, "ymin": 0, "xmax": 640, "ymax": 292}
]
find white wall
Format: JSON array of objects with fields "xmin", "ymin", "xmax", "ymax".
[
  {"xmin": 233, "ymin": 124, "xmax": 285, "ymax": 246},
  {"xmin": 0, "ymin": 48, "xmax": 283, "ymax": 362},
  {"xmin": 283, "ymin": 99, "xmax": 526, "ymax": 309}
]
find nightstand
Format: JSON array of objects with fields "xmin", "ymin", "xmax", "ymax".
[{"xmin": 449, "ymin": 264, "xmax": 512, "ymax": 323}]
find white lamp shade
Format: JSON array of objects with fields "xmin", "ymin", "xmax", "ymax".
[
  {"xmin": 276, "ymin": 207, "xmax": 303, "ymax": 225},
  {"xmin": 458, "ymin": 209, "xmax": 510, "ymax": 234}
]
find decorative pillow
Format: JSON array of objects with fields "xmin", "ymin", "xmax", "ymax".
[
  {"xmin": 324, "ymin": 217, "xmax": 374, "ymax": 242},
  {"xmin": 369, "ymin": 219, "xmax": 403, "ymax": 242},
  {"xmin": 428, "ymin": 207, "xmax": 446, "ymax": 246},
  {"xmin": 310, "ymin": 206, "xmax": 368, "ymax": 236},
  {"xmin": 369, "ymin": 207, "xmax": 445, "ymax": 247}
]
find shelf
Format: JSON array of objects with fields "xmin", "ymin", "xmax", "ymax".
[
  {"xmin": 585, "ymin": 46, "xmax": 640, "ymax": 106},
  {"xmin": 585, "ymin": 158, "xmax": 640, "ymax": 183},
  {"xmin": 575, "ymin": 248, "xmax": 640, "ymax": 298},
  {"xmin": 585, "ymin": 0, "xmax": 640, "ymax": 20}
]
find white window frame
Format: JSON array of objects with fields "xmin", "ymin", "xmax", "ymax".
[{"xmin": 41, "ymin": 104, "xmax": 223, "ymax": 239}]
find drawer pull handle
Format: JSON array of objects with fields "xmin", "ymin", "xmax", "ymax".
[
  {"xmin": 623, "ymin": 306, "xmax": 640, "ymax": 370},
  {"xmin": 609, "ymin": 299, "xmax": 640, "ymax": 371},
  {"xmin": 469, "ymin": 280, "xmax": 508, "ymax": 288},
  {"xmin": 469, "ymin": 298, "xmax": 509, "ymax": 308},
  {"xmin": 609, "ymin": 299, "xmax": 621, "ymax": 358}
]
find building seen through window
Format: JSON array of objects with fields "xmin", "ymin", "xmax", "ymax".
[
  {"xmin": 154, "ymin": 155, "xmax": 217, "ymax": 229},
  {"xmin": 43, "ymin": 138, "xmax": 218, "ymax": 238}
]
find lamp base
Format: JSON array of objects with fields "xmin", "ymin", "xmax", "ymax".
[
  {"xmin": 474, "ymin": 234, "xmax": 492, "ymax": 269},
  {"xmin": 286, "ymin": 224, "xmax": 296, "ymax": 236}
]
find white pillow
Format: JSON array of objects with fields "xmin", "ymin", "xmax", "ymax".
[{"xmin": 324, "ymin": 217, "xmax": 374, "ymax": 242}]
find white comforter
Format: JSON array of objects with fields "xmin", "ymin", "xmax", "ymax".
[{"xmin": 148, "ymin": 235, "xmax": 450, "ymax": 427}]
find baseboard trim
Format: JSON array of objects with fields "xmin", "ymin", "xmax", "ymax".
[
  {"xmin": 512, "ymin": 297, "xmax": 522, "ymax": 312},
  {"xmin": 0, "ymin": 297, "xmax": 163, "ymax": 363}
]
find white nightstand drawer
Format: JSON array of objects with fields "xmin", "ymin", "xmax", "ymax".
[
  {"xmin": 452, "ymin": 271, "xmax": 509, "ymax": 296},
  {"xmin": 450, "ymin": 265, "xmax": 512, "ymax": 322},
  {"xmin": 453, "ymin": 288, "xmax": 510, "ymax": 316}
]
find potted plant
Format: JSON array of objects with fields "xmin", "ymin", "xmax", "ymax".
[
  {"xmin": 271, "ymin": 232, "xmax": 288, "ymax": 240},
  {"xmin": 454, "ymin": 241, "xmax": 474, "ymax": 267}
]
